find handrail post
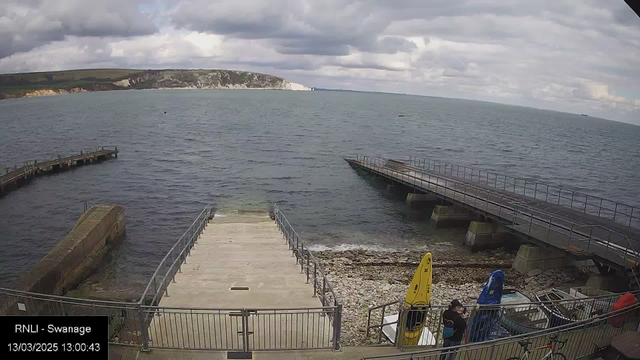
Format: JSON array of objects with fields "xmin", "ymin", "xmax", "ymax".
[
  {"xmin": 333, "ymin": 304, "xmax": 342, "ymax": 351},
  {"xmin": 568, "ymin": 224, "xmax": 574, "ymax": 249},
  {"xmin": 395, "ymin": 307, "xmax": 406, "ymax": 349},
  {"xmin": 139, "ymin": 304, "xmax": 150, "ymax": 351},
  {"xmin": 571, "ymin": 192, "xmax": 575, "ymax": 209},
  {"xmin": 584, "ymin": 195, "xmax": 588, "ymax": 213},
  {"xmin": 300, "ymin": 243, "xmax": 304, "ymax": 272},
  {"xmin": 322, "ymin": 277, "xmax": 327, "ymax": 306},
  {"xmin": 306, "ymin": 249, "xmax": 310, "ymax": 281},
  {"xmin": 529, "ymin": 213, "xmax": 533, "ymax": 234},
  {"xmin": 614, "ymin": 203, "xmax": 619, "ymax": 222},
  {"xmin": 378, "ymin": 305, "xmax": 387, "ymax": 343},
  {"xmin": 587, "ymin": 226, "xmax": 594, "ymax": 253},
  {"xmin": 313, "ymin": 262, "xmax": 317, "ymax": 297},
  {"xmin": 598, "ymin": 198, "xmax": 603, "ymax": 217}
]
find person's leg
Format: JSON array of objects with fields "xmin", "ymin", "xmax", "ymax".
[
  {"xmin": 446, "ymin": 340, "xmax": 461, "ymax": 360},
  {"xmin": 439, "ymin": 339, "xmax": 451, "ymax": 360}
]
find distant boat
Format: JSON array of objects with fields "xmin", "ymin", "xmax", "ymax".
[
  {"xmin": 501, "ymin": 288, "xmax": 549, "ymax": 334},
  {"xmin": 581, "ymin": 114, "xmax": 589, "ymax": 116}
]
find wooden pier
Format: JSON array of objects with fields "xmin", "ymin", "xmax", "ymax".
[{"xmin": 0, "ymin": 147, "xmax": 118, "ymax": 197}]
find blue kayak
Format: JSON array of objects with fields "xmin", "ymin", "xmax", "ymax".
[{"xmin": 468, "ymin": 270, "xmax": 505, "ymax": 342}]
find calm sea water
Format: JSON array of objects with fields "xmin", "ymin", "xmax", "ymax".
[{"xmin": 1, "ymin": 90, "xmax": 639, "ymax": 292}]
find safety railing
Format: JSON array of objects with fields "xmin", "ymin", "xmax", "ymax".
[
  {"xmin": 404, "ymin": 155, "xmax": 639, "ymax": 229},
  {"xmin": 1, "ymin": 204, "xmax": 342, "ymax": 352},
  {"xmin": 352, "ymin": 156, "xmax": 640, "ymax": 269},
  {"xmin": 143, "ymin": 305, "xmax": 339, "ymax": 351},
  {"xmin": 363, "ymin": 301, "xmax": 640, "ymax": 360},
  {"xmin": 1, "ymin": 146, "xmax": 119, "ymax": 185},
  {"xmin": 273, "ymin": 203, "xmax": 342, "ymax": 350},
  {"xmin": 0, "ymin": 287, "xmax": 143, "ymax": 345},
  {"xmin": 0, "ymin": 286, "xmax": 339, "ymax": 351},
  {"xmin": 139, "ymin": 204, "xmax": 213, "ymax": 306},
  {"xmin": 366, "ymin": 290, "xmax": 632, "ymax": 350}
]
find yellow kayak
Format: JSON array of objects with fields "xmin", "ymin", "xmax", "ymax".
[{"xmin": 402, "ymin": 252, "xmax": 432, "ymax": 346}]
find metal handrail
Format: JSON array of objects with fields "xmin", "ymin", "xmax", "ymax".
[
  {"xmin": 404, "ymin": 155, "xmax": 639, "ymax": 228},
  {"xmin": 272, "ymin": 203, "xmax": 342, "ymax": 350},
  {"xmin": 0, "ymin": 286, "xmax": 138, "ymax": 307},
  {"xmin": 273, "ymin": 204, "xmax": 340, "ymax": 306},
  {"xmin": 365, "ymin": 289, "xmax": 640, "ymax": 342},
  {"xmin": 139, "ymin": 204, "xmax": 213, "ymax": 305},
  {"xmin": 363, "ymin": 300, "xmax": 640, "ymax": 359},
  {"xmin": 352, "ymin": 156, "xmax": 640, "ymax": 268},
  {"xmin": 1, "ymin": 146, "xmax": 119, "ymax": 183}
]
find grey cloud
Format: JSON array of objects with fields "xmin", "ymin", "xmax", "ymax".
[
  {"xmin": 1, "ymin": 0, "xmax": 639, "ymax": 123},
  {"xmin": 0, "ymin": 0, "xmax": 157, "ymax": 60},
  {"xmin": 170, "ymin": 0, "xmax": 415, "ymax": 56}
]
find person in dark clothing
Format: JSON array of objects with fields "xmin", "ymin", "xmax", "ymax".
[{"xmin": 440, "ymin": 299, "xmax": 468, "ymax": 360}]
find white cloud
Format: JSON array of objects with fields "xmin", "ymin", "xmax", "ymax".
[{"xmin": 0, "ymin": 0, "xmax": 638, "ymax": 124}]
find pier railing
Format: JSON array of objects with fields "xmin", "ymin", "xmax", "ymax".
[
  {"xmin": 1, "ymin": 146, "xmax": 119, "ymax": 176},
  {"xmin": 363, "ymin": 301, "xmax": 640, "ymax": 360},
  {"xmin": 139, "ymin": 204, "xmax": 213, "ymax": 306},
  {"xmin": 352, "ymin": 156, "xmax": 640, "ymax": 270},
  {"xmin": 403, "ymin": 155, "xmax": 639, "ymax": 229},
  {"xmin": 273, "ymin": 203, "xmax": 342, "ymax": 350},
  {"xmin": 366, "ymin": 290, "xmax": 634, "ymax": 350}
]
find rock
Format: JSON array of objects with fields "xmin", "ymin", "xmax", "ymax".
[{"xmin": 527, "ymin": 269, "xmax": 542, "ymax": 276}]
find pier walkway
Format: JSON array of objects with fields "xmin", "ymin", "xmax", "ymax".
[
  {"xmin": 346, "ymin": 155, "xmax": 640, "ymax": 273},
  {"xmin": 0, "ymin": 146, "xmax": 118, "ymax": 196},
  {"xmin": 143, "ymin": 211, "xmax": 337, "ymax": 351},
  {"xmin": 158, "ymin": 214, "xmax": 318, "ymax": 309}
]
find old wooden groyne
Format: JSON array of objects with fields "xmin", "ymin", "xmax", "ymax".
[{"xmin": 0, "ymin": 146, "xmax": 118, "ymax": 197}]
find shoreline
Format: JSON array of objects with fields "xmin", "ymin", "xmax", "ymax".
[
  {"xmin": 1, "ymin": 85, "xmax": 312, "ymax": 101},
  {"xmin": 314, "ymin": 247, "xmax": 591, "ymax": 346}
]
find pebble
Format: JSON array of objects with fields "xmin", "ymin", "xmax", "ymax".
[{"xmin": 314, "ymin": 247, "xmax": 591, "ymax": 346}]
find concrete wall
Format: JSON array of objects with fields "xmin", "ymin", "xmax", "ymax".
[
  {"xmin": 405, "ymin": 193, "xmax": 438, "ymax": 208},
  {"xmin": 12, "ymin": 205, "xmax": 126, "ymax": 295}
]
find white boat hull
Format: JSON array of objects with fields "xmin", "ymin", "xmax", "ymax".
[{"xmin": 381, "ymin": 314, "xmax": 436, "ymax": 346}]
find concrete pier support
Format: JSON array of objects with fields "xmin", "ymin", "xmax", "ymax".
[
  {"xmin": 430, "ymin": 205, "xmax": 477, "ymax": 228},
  {"xmin": 405, "ymin": 193, "xmax": 438, "ymax": 208},
  {"xmin": 386, "ymin": 183, "xmax": 409, "ymax": 199},
  {"xmin": 464, "ymin": 221, "xmax": 512, "ymax": 251},
  {"xmin": 512, "ymin": 244, "xmax": 572, "ymax": 274},
  {"xmin": 586, "ymin": 275, "xmax": 627, "ymax": 293}
]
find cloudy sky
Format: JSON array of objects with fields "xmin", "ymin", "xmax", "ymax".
[{"xmin": 1, "ymin": 0, "xmax": 639, "ymax": 124}]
